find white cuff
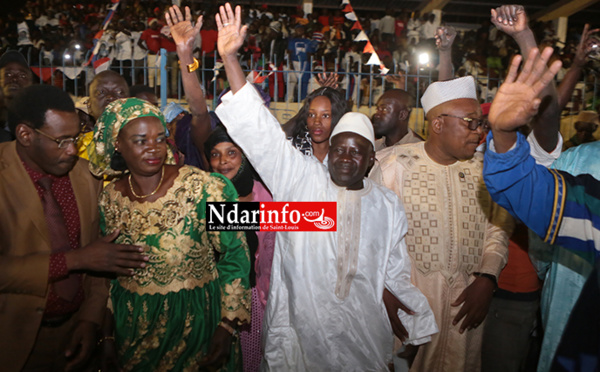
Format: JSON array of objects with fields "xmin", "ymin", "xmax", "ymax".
[
  {"xmin": 527, "ymin": 132, "xmax": 563, "ymax": 167},
  {"xmin": 487, "ymin": 138, "xmax": 517, "ymax": 153}
]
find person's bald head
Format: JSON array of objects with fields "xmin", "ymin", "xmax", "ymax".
[
  {"xmin": 88, "ymin": 70, "xmax": 129, "ymax": 119},
  {"xmin": 371, "ymin": 89, "xmax": 413, "ymax": 139}
]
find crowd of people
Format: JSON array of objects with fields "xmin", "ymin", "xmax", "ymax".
[
  {"xmin": 0, "ymin": 1, "xmax": 599, "ymax": 372},
  {"xmin": 3, "ymin": 0, "xmax": 600, "ymax": 107}
]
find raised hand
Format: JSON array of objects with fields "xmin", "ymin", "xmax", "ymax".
[
  {"xmin": 489, "ymin": 47, "xmax": 562, "ymax": 134},
  {"xmin": 491, "ymin": 5, "xmax": 528, "ymax": 37},
  {"xmin": 435, "ymin": 26, "xmax": 456, "ymax": 52},
  {"xmin": 573, "ymin": 24, "xmax": 600, "ymax": 68},
  {"xmin": 165, "ymin": 5, "xmax": 203, "ymax": 50},
  {"xmin": 317, "ymin": 72, "xmax": 339, "ymax": 89},
  {"xmin": 216, "ymin": 3, "xmax": 248, "ymax": 59},
  {"xmin": 385, "ymin": 72, "xmax": 406, "ymax": 89}
]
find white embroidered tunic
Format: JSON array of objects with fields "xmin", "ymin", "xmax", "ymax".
[{"xmin": 216, "ymin": 83, "xmax": 437, "ymax": 372}]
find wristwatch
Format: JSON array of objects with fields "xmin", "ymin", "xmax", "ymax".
[{"xmin": 473, "ymin": 272, "xmax": 498, "ymax": 290}]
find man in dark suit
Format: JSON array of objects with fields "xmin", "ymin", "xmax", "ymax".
[{"xmin": 0, "ymin": 85, "xmax": 148, "ymax": 371}]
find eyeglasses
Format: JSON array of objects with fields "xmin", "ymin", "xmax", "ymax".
[
  {"xmin": 35, "ymin": 128, "xmax": 80, "ymax": 149},
  {"xmin": 439, "ymin": 114, "xmax": 484, "ymax": 131}
]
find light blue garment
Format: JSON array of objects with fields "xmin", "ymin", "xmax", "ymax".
[
  {"xmin": 552, "ymin": 141, "xmax": 600, "ymax": 177},
  {"xmin": 162, "ymin": 101, "xmax": 187, "ymax": 123},
  {"xmin": 531, "ymin": 141, "xmax": 600, "ymax": 372}
]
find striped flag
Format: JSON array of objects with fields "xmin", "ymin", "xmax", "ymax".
[{"xmin": 84, "ymin": 0, "xmax": 120, "ymax": 70}]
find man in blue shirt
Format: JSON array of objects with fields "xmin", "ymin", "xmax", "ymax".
[
  {"xmin": 287, "ymin": 24, "xmax": 315, "ymax": 102},
  {"xmin": 483, "ymin": 46, "xmax": 600, "ymax": 372}
]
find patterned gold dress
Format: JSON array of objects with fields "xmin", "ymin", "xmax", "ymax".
[{"xmin": 99, "ymin": 166, "xmax": 251, "ymax": 371}]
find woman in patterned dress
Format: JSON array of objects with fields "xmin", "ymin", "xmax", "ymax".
[{"xmin": 87, "ymin": 98, "xmax": 250, "ymax": 371}]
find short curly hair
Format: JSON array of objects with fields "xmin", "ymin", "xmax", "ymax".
[{"xmin": 7, "ymin": 85, "xmax": 75, "ymax": 135}]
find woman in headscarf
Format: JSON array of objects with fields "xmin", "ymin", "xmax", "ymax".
[
  {"xmin": 87, "ymin": 97, "xmax": 250, "ymax": 371},
  {"xmin": 204, "ymin": 125, "xmax": 275, "ymax": 372}
]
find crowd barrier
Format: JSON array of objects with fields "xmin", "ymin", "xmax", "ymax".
[{"xmin": 17, "ymin": 46, "xmax": 600, "ymax": 140}]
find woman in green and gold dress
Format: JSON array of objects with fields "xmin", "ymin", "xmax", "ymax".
[{"xmin": 87, "ymin": 98, "xmax": 250, "ymax": 371}]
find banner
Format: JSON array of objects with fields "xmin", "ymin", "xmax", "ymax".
[
  {"xmin": 206, "ymin": 202, "xmax": 337, "ymax": 232},
  {"xmin": 84, "ymin": 0, "xmax": 121, "ymax": 67}
]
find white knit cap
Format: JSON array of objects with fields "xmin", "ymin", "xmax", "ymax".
[
  {"xmin": 421, "ymin": 76, "xmax": 478, "ymax": 115},
  {"xmin": 329, "ymin": 112, "xmax": 375, "ymax": 149}
]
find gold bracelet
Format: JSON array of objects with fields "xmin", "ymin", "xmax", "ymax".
[
  {"xmin": 218, "ymin": 321, "xmax": 238, "ymax": 336},
  {"xmin": 97, "ymin": 336, "xmax": 115, "ymax": 346},
  {"xmin": 180, "ymin": 58, "xmax": 199, "ymax": 73}
]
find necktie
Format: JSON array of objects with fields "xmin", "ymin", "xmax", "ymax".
[{"xmin": 37, "ymin": 177, "xmax": 80, "ymax": 302}]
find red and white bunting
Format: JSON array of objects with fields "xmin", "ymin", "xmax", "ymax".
[
  {"xmin": 341, "ymin": 0, "xmax": 387, "ymax": 74},
  {"xmin": 366, "ymin": 53, "xmax": 381, "ymax": 66},
  {"xmin": 354, "ymin": 30, "xmax": 368, "ymax": 42}
]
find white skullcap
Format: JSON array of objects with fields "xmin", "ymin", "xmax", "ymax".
[
  {"xmin": 421, "ymin": 76, "xmax": 478, "ymax": 115},
  {"xmin": 329, "ymin": 112, "xmax": 375, "ymax": 149}
]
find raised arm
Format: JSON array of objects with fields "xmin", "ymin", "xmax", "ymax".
[
  {"xmin": 491, "ymin": 5, "xmax": 536, "ymax": 57},
  {"xmin": 484, "ymin": 133, "xmax": 600, "ymax": 263},
  {"xmin": 491, "ymin": 4, "xmax": 560, "ymax": 152},
  {"xmin": 214, "ymin": 3, "xmax": 327, "ymax": 199},
  {"xmin": 558, "ymin": 24, "xmax": 599, "ymax": 110},
  {"xmin": 485, "ymin": 47, "xmax": 599, "ymax": 270},
  {"xmin": 216, "ymin": 3, "xmax": 248, "ymax": 94},
  {"xmin": 436, "ymin": 25, "xmax": 457, "ymax": 81},
  {"xmin": 488, "ymin": 47, "xmax": 562, "ymax": 152},
  {"xmin": 165, "ymin": 6, "xmax": 211, "ymax": 158}
]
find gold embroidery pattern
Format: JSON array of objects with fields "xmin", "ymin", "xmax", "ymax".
[
  {"xmin": 102, "ymin": 166, "xmax": 249, "ymax": 370},
  {"xmin": 156, "ymin": 312, "xmax": 195, "ymax": 371},
  {"xmin": 221, "ymin": 278, "xmax": 251, "ymax": 324},
  {"xmin": 121, "ymin": 300, "xmax": 169, "ymax": 371},
  {"xmin": 99, "ymin": 167, "xmax": 231, "ymax": 296},
  {"xmin": 397, "ymin": 145, "xmax": 493, "ymax": 280}
]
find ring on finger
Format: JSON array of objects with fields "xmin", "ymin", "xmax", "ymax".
[{"xmin": 223, "ymin": 23, "xmax": 230, "ymax": 26}]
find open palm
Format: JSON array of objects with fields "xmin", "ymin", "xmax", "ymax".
[
  {"xmin": 216, "ymin": 3, "xmax": 247, "ymax": 59},
  {"xmin": 573, "ymin": 24, "xmax": 600, "ymax": 68},
  {"xmin": 165, "ymin": 5, "xmax": 202, "ymax": 49},
  {"xmin": 489, "ymin": 47, "xmax": 562, "ymax": 132}
]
